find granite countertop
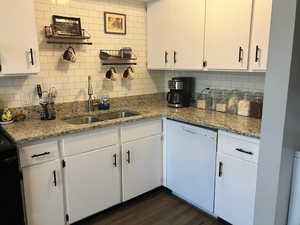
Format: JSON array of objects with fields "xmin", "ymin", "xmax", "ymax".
[{"xmin": 1, "ymin": 102, "xmax": 261, "ymax": 145}]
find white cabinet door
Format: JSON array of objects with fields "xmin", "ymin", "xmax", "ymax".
[
  {"xmin": 23, "ymin": 160, "xmax": 65, "ymax": 225},
  {"xmin": 64, "ymin": 145, "xmax": 121, "ymax": 224},
  {"xmin": 205, "ymin": 0, "xmax": 253, "ymax": 70},
  {"xmin": 215, "ymin": 153, "xmax": 257, "ymax": 225},
  {"xmin": 147, "ymin": 0, "xmax": 173, "ymax": 70},
  {"xmin": 0, "ymin": 0, "xmax": 39, "ymax": 75},
  {"xmin": 166, "ymin": 120, "xmax": 217, "ymax": 213},
  {"xmin": 122, "ymin": 135, "xmax": 163, "ymax": 201},
  {"xmin": 249, "ymin": 0, "xmax": 273, "ymax": 71},
  {"xmin": 171, "ymin": 0, "xmax": 206, "ymax": 71}
]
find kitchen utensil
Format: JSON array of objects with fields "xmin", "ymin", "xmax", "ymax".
[{"xmin": 37, "ymin": 84, "xmax": 42, "ymax": 99}]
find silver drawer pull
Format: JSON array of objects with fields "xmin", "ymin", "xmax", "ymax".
[
  {"xmin": 31, "ymin": 152, "xmax": 50, "ymax": 158},
  {"xmin": 235, "ymin": 148, "xmax": 253, "ymax": 155}
]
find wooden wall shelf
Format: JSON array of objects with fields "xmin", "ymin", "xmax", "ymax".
[{"xmin": 44, "ymin": 26, "xmax": 93, "ymax": 45}]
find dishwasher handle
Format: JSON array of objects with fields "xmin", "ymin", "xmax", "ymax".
[{"xmin": 182, "ymin": 126, "xmax": 197, "ymax": 135}]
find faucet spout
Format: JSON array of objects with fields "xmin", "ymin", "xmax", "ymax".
[{"xmin": 87, "ymin": 76, "xmax": 94, "ymax": 112}]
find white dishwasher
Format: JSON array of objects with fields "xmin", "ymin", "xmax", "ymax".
[{"xmin": 166, "ymin": 119, "xmax": 217, "ymax": 214}]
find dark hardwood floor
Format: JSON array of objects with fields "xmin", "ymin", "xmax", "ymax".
[{"xmin": 75, "ymin": 188, "xmax": 224, "ymax": 225}]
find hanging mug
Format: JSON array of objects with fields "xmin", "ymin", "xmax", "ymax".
[
  {"xmin": 123, "ymin": 66, "xmax": 134, "ymax": 80},
  {"xmin": 105, "ymin": 67, "xmax": 117, "ymax": 81},
  {"xmin": 62, "ymin": 46, "xmax": 76, "ymax": 63}
]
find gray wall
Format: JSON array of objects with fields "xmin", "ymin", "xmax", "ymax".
[{"xmin": 254, "ymin": 0, "xmax": 300, "ymax": 224}]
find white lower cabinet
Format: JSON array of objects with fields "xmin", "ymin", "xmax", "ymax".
[
  {"xmin": 22, "ymin": 159, "xmax": 65, "ymax": 225},
  {"xmin": 215, "ymin": 131, "xmax": 259, "ymax": 225},
  {"xmin": 122, "ymin": 135, "xmax": 163, "ymax": 201},
  {"xmin": 63, "ymin": 145, "xmax": 121, "ymax": 224}
]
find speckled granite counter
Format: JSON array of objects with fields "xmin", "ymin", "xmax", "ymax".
[{"xmin": 1, "ymin": 100, "xmax": 261, "ymax": 145}]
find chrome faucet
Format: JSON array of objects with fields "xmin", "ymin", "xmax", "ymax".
[{"xmin": 87, "ymin": 76, "xmax": 94, "ymax": 112}]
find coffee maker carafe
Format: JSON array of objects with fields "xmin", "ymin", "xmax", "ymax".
[{"xmin": 167, "ymin": 77, "xmax": 194, "ymax": 108}]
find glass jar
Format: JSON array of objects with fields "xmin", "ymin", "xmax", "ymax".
[
  {"xmin": 249, "ymin": 92, "xmax": 263, "ymax": 119},
  {"xmin": 216, "ymin": 90, "xmax": 228, "ymax": 113},
  {"xmin": 227, "ymin": 90, "xmax": 241, "ymax": 114},
  {"xmin": 210, "ymin": 89, "xmax": 220, "ymax": 111},
  {"xmin": 196, "ymin": 89, "xmax": 212, "ymax": 110},
  {"xmin": 238, "ymin": 92, "xmax": 251, "ymax": 116}
]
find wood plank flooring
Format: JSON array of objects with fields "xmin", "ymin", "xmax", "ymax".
[{"xmin": 75, "ymin": 188, "xmax": 224, "ymax": 225}]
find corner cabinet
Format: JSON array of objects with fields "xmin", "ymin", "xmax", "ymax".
[
  {"xmin": 0, "ymin": 0, "xmax": 40, "ymax": 75},
  {"xmin": 147, "ymin": 0, "xmax": 206, "ymax": 71},
  {"xmin": 249, "ymin": 0, "xmax": 273, "ymax": 71},
  {"xmin": 215, "ymin": 131, "xmax": 260, "ymax": 225}
]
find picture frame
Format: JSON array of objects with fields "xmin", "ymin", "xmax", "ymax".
[
  {"xmin": 104, "ymin": 12, "xmax": 126, "ymax": 35},
  {"xmin": 52, "ymin": 15, "xmax": 82, "ymax": 36}
]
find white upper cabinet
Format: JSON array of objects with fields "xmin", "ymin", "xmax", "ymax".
[
  {"xmin": 204, "ymin": 0, "xmax": 253, "ymax": 71},
  {"xmin": 249, "ymin": 0, "xmax": 273, "ymax": 71},
  {"xmin": 147, "ymin": 0, "xmax": 206, "ymax": 71},
  {"xmin": 0, "ymin": 0, "xmax": 40, "ymax": 75},
  {"xmin": 147, "ymin": 0, "xmax": 173, "ymax": 70},
  {"xmin": 171, "ymin": 0, "xmax": 206, "ymax": 70}
]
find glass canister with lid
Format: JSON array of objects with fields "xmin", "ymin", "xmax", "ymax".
[
  {"xmin": 216, "ymin": 90, "xmax": 228, "ymax": 113},
  {"xmin": 249, "ymin": 92, "xmax": 264, "ymax": 119},
  {"xmin": 196, "ymin": 91, "xmax": 212, "ymax": 110},
  {"xmin": 227, "ymin": 90, "xmax": 241, "ymax": 114},
  {"xmin": 210, "ymin": 89, "xmax": 220, "ymax": 111},
  {"xmin": 237, "ymin": 92, "xmax": 252, "ymax": 116}
]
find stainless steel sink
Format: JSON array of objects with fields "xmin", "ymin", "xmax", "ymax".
[{"xmin": 63, "ymin": 110, "xmax": 140, "ymax": 125}]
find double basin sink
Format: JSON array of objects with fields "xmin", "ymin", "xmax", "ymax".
[{"xmin": 63, "ymin": 110, "xmax": 140, "ymax": 125}]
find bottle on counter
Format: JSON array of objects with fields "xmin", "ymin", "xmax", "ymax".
[
  {"xmin": 249, "ymin": 92, "xmax": 264, "ymax": 119},
  {"xmin": 237, "ymin": 92, "xmax": 252, "ymax": 116},
  {"xmin": 216, "ymin": 90, "xmax": 228, "ymax": 113},
  {"xmin": 227, "ymin": 90, "xmax": 241, "ymax": 114}
]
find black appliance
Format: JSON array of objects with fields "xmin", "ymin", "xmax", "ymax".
[
  {"xmin": 167, "ymin": 77, "xmax": 194, "ymax": 108},
  {"xmin": 0, "ymin": 133, "xmax": 25, "ymax": 225}
]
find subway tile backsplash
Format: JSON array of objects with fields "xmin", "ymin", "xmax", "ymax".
[
  {"xmin": 164, "ymin": 71, "xmax": 265, "ymax": 93},
  {"xmin": 0, "ymin": 0, "xmax": 265, "ymax": 109},
  {"xmin": 0, "ymin": 0, "xmax": 165, "ymax": 108}
]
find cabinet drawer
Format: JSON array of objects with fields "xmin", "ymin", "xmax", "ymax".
[
  {"xmin": 62, "ymin": 127, "xmax": 119, "ymax": 157},
  {"xmin": 218, "ymin": 131, "xmax": 260, "ymax": 164},
  {"xmin": 19, "ymin": 140, "xmax": 59, "ymax": 168},
  {"xmin": 121, "ymin": 119, "xmax": 162, "ymax": 143}
]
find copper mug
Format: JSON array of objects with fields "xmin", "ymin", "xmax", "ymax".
[{"xmin": 62, "ymin": 47, "xmax": 76, "ymax": 63}]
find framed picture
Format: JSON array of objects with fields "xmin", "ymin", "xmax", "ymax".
[
  {"xmin": 52, "ymin": 15, "xmax": 82, "ymax": 36},
  {"xmin": 104, "ymin": 12, "xmax": 126, "ymax": 35}
]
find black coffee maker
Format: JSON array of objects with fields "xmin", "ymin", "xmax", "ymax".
[{"xmin": 167, "ymin": 77, "xmax": 194, "ymax": 108}]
